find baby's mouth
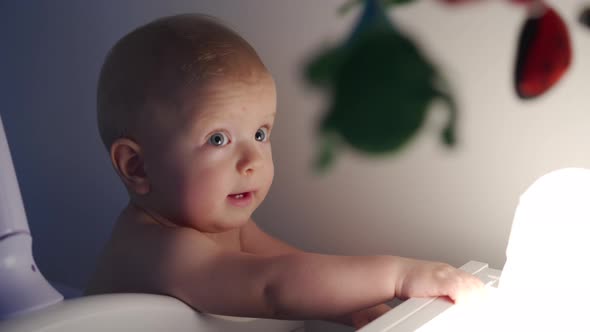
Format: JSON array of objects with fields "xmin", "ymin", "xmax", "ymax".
[
  {"xmin": 227, "ymin": 191, "xmax": 254, "ymax": 207},
  {"xmin": 228, "ymin": 192, "xmax": 252, "ymax": 199}
]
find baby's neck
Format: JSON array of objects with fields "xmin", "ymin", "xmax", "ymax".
[
  {"xmin": 121, "ymin": 201, "xmax": 243, "ymax": 251},
  {"xmin": 124, "ymin": 201, "xmax": 179, "ymax": 228}
]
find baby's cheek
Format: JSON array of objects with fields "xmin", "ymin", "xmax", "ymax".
[
  {"xmin": 263, "ymin": 159, "xmax": 275, "ymax": 190},
  {"xmin": 190, "ymin": 171, "xmax": 230, "ymax": 202},
  {"xmin": 256, "ymin": 174, "xmax": 273, "ymax": 205},
  {"xmin": 180, "ymin": 178, "xmax": 210, "ymax": 215}
]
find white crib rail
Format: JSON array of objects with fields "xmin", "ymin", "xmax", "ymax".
[{"xmin": 0, "ymin": 293, "xmax": 304, "ymax": 332}]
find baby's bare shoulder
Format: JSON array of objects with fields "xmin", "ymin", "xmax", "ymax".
[
  {"xmin": 86, "ymin": 216, "xmax": 218, "ymax": 295},
  {"xmin": 115, "ymin": 215, "xmax": 223, "ymax": 267}
]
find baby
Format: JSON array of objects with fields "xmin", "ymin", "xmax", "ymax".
[{"xmin": 86, "ymin": 13, "xmax": 483, "ymax": 329}]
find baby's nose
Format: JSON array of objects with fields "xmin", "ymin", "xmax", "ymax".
[{"xmin": 236, "ymin": 144, "xmax": 264, "ymax": 175}]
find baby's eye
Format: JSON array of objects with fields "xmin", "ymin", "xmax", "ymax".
[
  {"xmin": 255, "ymin": 128, "xmax": 268, "ymax": 142},
  {"xmin": 208, "ymin": 132, "xmax": 229, "ymax": 146}
]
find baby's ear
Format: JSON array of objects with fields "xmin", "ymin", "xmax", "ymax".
[{"xmin": 110, "ymin": 138, "xmax": 150, "ymax": 195}]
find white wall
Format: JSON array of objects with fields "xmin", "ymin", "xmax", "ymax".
[{"xmin": 1, "ymin": 0, "xmax": 589, "ymax": 318}]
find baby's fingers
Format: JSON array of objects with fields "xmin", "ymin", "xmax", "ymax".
[{"xmin": 447, "ymin": 273, "xmax": 486, "ymax": 305}]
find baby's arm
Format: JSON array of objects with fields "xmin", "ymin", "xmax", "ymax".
[
  {"xmin": 239, "ymin": 220, "xmax": 483, "ymax": 325},
  {"xmin": 156, "ymin": 227, "xmax": 396, "ymax": 318},
  {"xmin": 240, "ymin": 220, "xmax": 483, "ymax": 303},
  {"xmin": 155, "ymin": 222, "xmax": 482, "ymax": 322},
  {"xmin": 240, "ymin": 220, "xmax": 390, "ymax": 327}
]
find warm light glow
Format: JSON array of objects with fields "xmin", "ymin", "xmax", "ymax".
[
  {"xmin": 497, "ymin": 167, "xmax": 590, "ymax": 330},
  {"xmin": 418, "ymin": 168, "xmax": 590, "ymax": 331}
]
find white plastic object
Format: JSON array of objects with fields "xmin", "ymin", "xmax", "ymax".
[
  {"xmin": 0, "ymin": 234, "xmax": 63, "ymax": 320},
  {"xmin": 0, "ymin": 114, "xmax": 63, "ymax": 319},
  {"xmin": 358, "ymin": 261, "xmax": 501, "ymax": 332},
  {"xmin": 0, "ymin": 293, "xmax": 304, "ymax": 332},
  {"xmin": 0, "ymin": 114, "xmax": 30, "ymax": 238},
  {"xmin": 497, "ymin": 167, "xmax": 590, "ymax": 331}
]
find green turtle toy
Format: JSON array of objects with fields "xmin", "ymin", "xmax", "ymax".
[{"xmin": 305, "ymin": 0, "xmax": 457, "ymax": 171}]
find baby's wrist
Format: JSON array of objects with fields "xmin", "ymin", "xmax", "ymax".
[{"xmin": 387, "ymin": 255, "xmax": 407, "ymax": 299}]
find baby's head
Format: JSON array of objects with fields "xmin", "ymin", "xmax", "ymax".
[{"xmin": 97, "ymin": 14, "xmax": 276, "ymax": 232}]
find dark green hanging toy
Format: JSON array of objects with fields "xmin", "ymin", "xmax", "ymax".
[{"xmin": 305, "ymin": 0, "xmax": 458, "ymax": 171}]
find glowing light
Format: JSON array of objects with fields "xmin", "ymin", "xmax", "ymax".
[
  {"xmin": 416, "ymin": 168, "xmax": 590, "ymax": 331},
  {"xmin": 497, "ymin": 167, "xmax": 590, "ymax": 330}
]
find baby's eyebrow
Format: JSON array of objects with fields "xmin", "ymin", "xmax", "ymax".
[{"xmin": 182, "ymin": 111, "xmax": 223, "ymax": 135}]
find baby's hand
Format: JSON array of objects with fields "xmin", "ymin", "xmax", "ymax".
[{"xmin": 395, "ymin": 258, "xmax": 484, "ymax": 304}]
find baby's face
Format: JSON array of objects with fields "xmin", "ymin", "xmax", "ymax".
[{"xmin": 141, "ymin": 72, "xmax": 277, "ymax": 232}]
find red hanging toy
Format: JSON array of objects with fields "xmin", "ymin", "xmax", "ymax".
[
  {"xmin": 514, "ymin": 2, "xmax": 572, "ymax": 99},
  {"xmin": 437, "ymin": 0, "xmax": 572, "ymax": 99}
]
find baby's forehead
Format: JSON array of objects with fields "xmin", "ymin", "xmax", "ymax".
[
  {"xmin": 142, "ymin": 71, "xmax": 275, "ymax": 138},
  {"xmin": 181, "ymin": 73, "xmax": 276, "ymax": 118}
]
